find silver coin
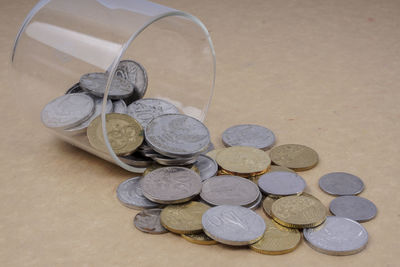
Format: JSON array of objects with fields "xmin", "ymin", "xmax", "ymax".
[
  {"xmin": 194, "ymin": 154, "xmax": 218, "ymax": 181},
  {"xmin": 319, "ymin": 172, "xmax": 364, "ymax": 196},
  {"xmin": 141, "ymin": 167, "xmax": 202, "ymax": 204},
  {"xmin": 134, "ymin": 209, "xmax": 168, "ymax": 234},
  {"xmin": 329, "ymin": 196, "xmax": 377, "ymax": 222},
  {"xmin": 80, "ymin": 72, "xmax": 134, "ymax": 99},
  {"xmin": 120, "ymin": 153, "xmax": 153, "ymax": 168},
  {"xmin": 202, "ymin": 205, "xmax": 266, "ymax": 246},
  {"xmin": 145, "ymin": 114, "xmax": 210, "ymax": 158},
  {"xmin": 41, "ymin": 93, "xmax": 95, "ymax": 129},
  {"xmin": 257, "ymin": 171, "xmax": 306, "ymax": 196},
  {"xmin": 303, "ymin": 216, "xmax": 368, "ymax": 255},
  {"xmin": 222, "ymin": 124, "xmax": 275, "ymax": 150},
  {"xmin": 117, "ymin": 177, "xmax": 159, "ymax": 210},
  {"xmin": 200, "ymin": 175, "xmax": 260, "ymax": 206},
  {"xmin": 127, "ymin": 98, "xmax": 180, "ymax": 128},
  {"xmin": 245, "ymin": 193, "xmax": 263, "ymax": 210},
  {"xmin": 201, "ymin": 142, "xmax": 215, "ymax": 154},
  {"xmin": 152, "ymin": 155, "xmax": 197, "ymax": 166},
  {"xmin": 113, "ymin": 99, "xmax": 127, "ymax": 114},
  {"xmin": 116, "ymin": 60, "xmax": 148, "ymax": 101},
  {"xmin": 65, "ymin": 83, "xmax": 84, "ymax": 94},
  {"xmin": 66, "ymin": 97, "xmax": 113, "ymax": 133}
]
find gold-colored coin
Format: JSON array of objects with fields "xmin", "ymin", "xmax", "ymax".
[
  {"xmin": 87, "ymin": 113, "xmax": 143, "ymax": 156},
  {"xmin": 269, "ymin": 165, "xmax": 296, "ymax": 173},
  {"xmin": 269, "ymin": 144, "xmax": 318, "ymax": 171},
  {"xmin": 143, "ymin": 163, "xmax": 199, "ymax": 176},
  {"xmin": 262, "ymin": 196, "xmax": 277, "ymax": 218},
  {"xmin": 160, "ymin": 201, "xmax": 210, "ymax": 234},
  {"xmin": 181, "ymin": 232, "xmax": 218, "ymax": 245},
  {"xmin": 271, "ymin": 194, "xmax": 327, "ymax": 229},
  {"xmin": 206, "ymin": 148, "xmax": 226, "ymax": 160},
  {"xmin": 219, "ymin": 166, "xmax": 270, "ymax": 180},
  {"xmin": 250, "ymin": 218, "xmax": 301, "ymax": 255},
  {"xmin": 216, "ymin": 146, "xmax": 271, "ymax": 175}
]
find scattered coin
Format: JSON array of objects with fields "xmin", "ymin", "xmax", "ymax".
[
  {"xmin": 65, "ymin": 83, "xmax": 84, "ymax": 94},
  {"xmin": 250, "ymin": 218, "xmax": 301, "ymax": 255},
  {"xmin": 269, "ymin": 165, "xmax": 296, "ymax": 173},
  {"xmin": 143, "ymin": 163, "xmax": 199, "ymax": 176},
  {"xmin": 202, "ymin": 205, "xmax": 266, "ymax": 246},
  {"xmin": 113, "ymin": 99, "xmax": 127, "ymax": 114},
  {"xmin": 200, "ymin": 175, "xmax": 260, "ymax": 206},
  {"xmin": 80, "ymin": 72, "xmax": 134, "ymax": 99},
  {"xmin": 206, "ymin": 148, "xmax": 225, "ymax": 160},
  {"xmin": 116, "ymin": 60, "xmax": 148, "ymax": 103},
  {"xmin": 141, "ymin": 167, "xmax": 202, "ymax": 204},
  {"xmin": 194, "ymin": 154, "xmax": 218, "ymax": 181},
  {"xmin": 181, "ymin": 232, "xmax": 218, "ymax": 245},
  {"xmin": 145, "ymin": 114, "xmax": 210, "ymax": 158},
  {"xmin": 116, "ymin": 177, "xmax": 159, "ymax": 210},
  {"xmin": 134, "ymin": 208, "xmax": 168, "ymax": 234},
  {"xmin": 222, "ymin": 124, "xmax": 275, "ymax": 150},
  {"xmin": 319, "ymin": 172, "xmax": 364, "ymax": 196},
  {"xmin": 257, "ymin": 171, "xmax": 306, "ymax": 196},
  {"xmin": 120, "ymin": 152, "xmax": 153, "ymax": 168},
  {"xmin": 245, "ymin": 192, "xmax": 263, "ymax": 210},
  {"xmin": 87, "ymin": 113, "xmax": 144, "ymax": 156},
  {"xmin": 202, "ymin": 142, "xmax": 215, "ymax": 154},
  {"xmin": 262, "ymin": 196, "xmax": 276, "ymax": 218},
  {"xmin": 271, "ymin": 194, "xmax": 327, "ymax": 228},
  {"xmin": 160, "ymin": 201, "xmax": 210, "ymax": 234},
  {"xmin": 270, "ymin": 144, "xmax": 318, "ymax": 171},
  {"xmin": 303, "ymin": 216, "xmax": 368, "ymax": 255},
  {"xmin": 329, "ymin": 196, "xmax": 377, "ymax": 222},
  {"xmin": 41, "ymin": 93, "xmax": 95, "ymax": 129},
  {"xmin": 151, "ymin": 154, "xmax": 197, "ymax": 166}
]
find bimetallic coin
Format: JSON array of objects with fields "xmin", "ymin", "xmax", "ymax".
[
  {"xmin": 116, "ymin": 60, "xmax": 148, "ymax": 101},
  {"xmin": 262, "ymin": 196, "xmax": 276, "ymax": 218},
  {"xmin": 270, "ymin": 144, "xmax": 318, "ymax": 171},
  {"xmin": 134, "ymin": 209, "xmax": 168, "ymax": 234},
  {"xmin": 216, "ymin": 146, "xmax": 271, "ymax": 174},
  {"xmin": 329, "ymin": 196, "xmax": 377, "ymax": 222},
  {"xmin": 181, "ymin": 232, "xmax": 218, "ymax": 245},
  {"xmin": 127, "ymin": 98, "xmax": 180, "ymax": 128},
  {"xmin": 258, "ymin": 171, "xmax": 306, "ymax": 196},
  {"xmin": 206, "ymin": 148, "xmax": 225, "ymax": 160},
  {"xmin": 250, "ymin": 219, "xmax": 301, "ymax": 255},
  {"xmin": 145, "ymin": 114, "xmax": 210, "ymax": 158},
  {"xmin": 202, "ymin": 205, "xmax": 266, "ymax": 246},
  {"xmin": 200, "ymin": 175, "xmax": 260, "ymax": 206},
  {"xmin": 116, "ymin": 177, "xmax": 159, "ymax": 210},
  {"xmin": 160, "ymin": 201, "xmax": 210, "ymax": 234},
  {"xmin": 269, "ymin": 165, "xmax": 296, "ymax": 173},
  {"xmin": 194, "ymin": 154, "xmax": 218, "ymax": 181},
  {"xmin": 113, "ymin": 99, "xmax": 127, "ymax": 114},
  {"xmin": 319, "ymin": 172, "xmax": 364, "ymax": 196},
  {"xmin": 303, "ymin": 216, "xmax": 368, "ymax": 255},
  {"xmin": 65, "ymin": 83, "xmax": 84, "ymax": 94},
  {"xmin": 66, "ymin": 97, "xmax": 113, "ymax": 133},
  {"xmin": 80, "ymin": 72, "xmax": 134, "ymax": 99},
  {"xmin": 141, "ymin": 167, "xmax": 202, "ymax": 204},
  {"xmin": 87, "ymin": 113, "xmax": 144, "ymax": 156},
  {"xmin": 222, "ymin": 124, "xmax": 275, "ymax": 150},
  {"xmin": 271, "ymin": 194, "xmax": 327, "ymax": 228},
  {"xmin": 41, "ymin": 93, "xmax": 95, "ymax": 129}
]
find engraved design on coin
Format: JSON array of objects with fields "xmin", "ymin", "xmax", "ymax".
[
  {"xmin": 303, "ymin": 216, "xmax": 368, "ymax": 255},
  {"xmin": 319, "ymin": 172, "xmax": 364, "ymax": 196},
  {"xmin": 127, "ymin": 98, "xmax": 180, "ymax": 128},
  {"xmin": 257, "ymin": 171, "xmax": 306, "ymax": 196},
  {"xmin": 41, "ymin": 93, "xmax": 95, "ymax": 129},
  {"xmin": 200, "ymin": 175, "xmax": 260, "ymax": 206},
  {"xmin": 116, "ymin": 60, "xmax": 148, "ymax": 100},
  {"xmin": 145, "ymin": 114, "xmax": 210, "ymax": 158},
  {"xmin": 329, "ymin": 196, "xmax": 377, "ymax": 222},
  {"xmin": 202, "ymin": 205, "xmax": 266, "ymax": 246},
  {"xmin": 116, "ymin": 177, "xmax": 159, "ymax": 210},
  {"xmin": 194, "ymin": 154, "xmax": 218, "ymax": 181},
  {"xmin": 270, "ymin": 144, "xmax": 318, "ymax": 171},
  {"xmin": 134, "ymin": 209, "xmax": 168, "ymax": 234},
  {"xmin": 80, "ymin": 72, "xmax": 134, "ymax": 99},
  {"xmin": 222, "ymin": 124, "xmax": 275, "ymax": 150}
]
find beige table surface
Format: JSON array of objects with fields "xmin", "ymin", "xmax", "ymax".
[{"xmin": 1, "ymin": 0, "xmax": 400, "ymax": 266}]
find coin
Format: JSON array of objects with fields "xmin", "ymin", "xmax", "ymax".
[
  {"xmin": 127, "ymin": 98, "xmax": 180, "ymax": 128},
  {"xmin": 141, "ymin": 167, "xmax": 202, "ymax": 204},
  {"xmin": 116, "ymin": 177, "xmax": 159, "ymax": 210},
  {"xmin": 303, "ymin": 216, "xmax": 368, "ymax": 255},
  {"xmin": 202, "ymin": 205, "xmax": 266, "ymax": 246},
  {"xmin": 245, "ymin": 192, "xmax": 263, "ymax": 210},
  {"xmin": 250, "ymin": 218, "xmax": 301, "ymax": 255},
  {"xmin": 262, "ymin": 196, "xmax": 276, "ymax": 218},
  {"xmin": 116, "ymin": 60, "xmax": 148, "ymax": 102},
  {"xmin": 143, "ymin": 163, "xmax": 199, "ymax": 176},
  {"xmin": 119, "ymin": 153, "xmax": 152, "ymax": 168},
  {"xmin": 202, "ymin": 142, "xmax": 215, "ymax": 154},
  {"xmin": 41, "ymin": 93, "xmax": 95, "ymax": 129},
  {"xmin": 65, "ymin": 83, "xmax": 84, "ymax": 94},
  {"xmin": 271, "ymin": 194, "xmax": 327, "ymax": 228},
  {"xmin": 329, "ymin": 196, "xmax": 377, "ymax": 222},
  {"xmin": 80, "ymin": 72, "xmax": 134, "ymax": 99},
  {"xmin": 269, "ymin": 165, "xmax": 296, "ymax": 173},
  {"xmin": 222, "ymin": 124, "xmax": 275, "ymax": 150},
  {"xmin": 152, "ymin": 154, "xmax": 197, "ymax": 166},
  {"xmin": 113, "ymin": 99, "xmax": 127, "ymax": 114},
  {"xmin": 66, "ymin": 97, "xmax": 113, "ymax": 133},
  {"xmin": 200, "ymin": 175, "xmax": 260, "ymax": 206},
  {"xmin": 319, "ymin": 172, "xmax": 364, "ymax": 196},
  {"xmin": 194, "ymin": 154, "xmax": 218, "ymax": 181},
  {"xmin": 145, "ymin": 114, "xmax": 210, "ymax": 158},
  {"xmin": 270, "ymin": 144, "xmax": 318, "ymax": 171},
  {"xmin": 160, "ymin": 201, "xmax": 210, "ymax": 234},
  {"xmin": 216, "ymin": 146, "xmax": 271, "ymax": 174},
  {"xmin": 181, "ymin": 232, "xmax": 218, "ymax": 245},
  {"xmin": 133, "ymin": 209, "xmax": 168, "ymax": 234},
  {"xmin": 87, "ymin": 113, "xmax": 144, "ymax": 156},
  {"xmin": 206, "ymin": 148, "xmax": 225, "ymax": 160},
  {"xmin": 257, "ymin": 171, "xmax": 306, "ymax": 196}
]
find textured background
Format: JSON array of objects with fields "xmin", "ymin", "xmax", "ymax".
[{"xmin": 1, "ymin": 0, "xmax": 399, "ymax": 266}]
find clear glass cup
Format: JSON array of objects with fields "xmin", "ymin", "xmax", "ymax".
[{"xmin": 11, "ymin": 0, "xmax": 216, "ymax": 173}]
